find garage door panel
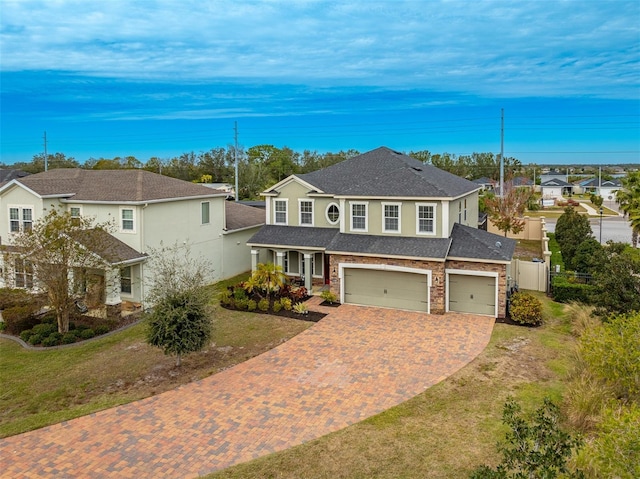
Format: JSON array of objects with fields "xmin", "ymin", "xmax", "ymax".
[
  {"xmin": 449, "ymin": 274, "xmax": 496, "ymax": 316},
  {"xmin": 343, "ymin": 268, "xmax": 428, "ymax": 312}
]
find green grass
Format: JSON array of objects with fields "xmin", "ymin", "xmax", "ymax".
[
  {"xmin": 206, "ymin": 296, "xmax": 577, "ymax": 479},
  {"xmin": 0, "ymin": 272, "xmax": 313, "ymax": 438}
]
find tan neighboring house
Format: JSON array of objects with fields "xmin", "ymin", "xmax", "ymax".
[
  {"xmin": 248, "ymin": 147, "xmax": 515, "ymax": 318},
  {"xmin": 0, "ymin": 168, "xmax": 264, "ymax": 309}
]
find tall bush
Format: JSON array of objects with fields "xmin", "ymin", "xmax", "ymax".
[{"xmin": 555, "ymin": 207, "xmax": 593, "ymax": 270}]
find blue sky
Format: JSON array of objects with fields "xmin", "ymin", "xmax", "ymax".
[{"xmin": 1, "ymin": 0, "xmax": 639, "ymax": 166}]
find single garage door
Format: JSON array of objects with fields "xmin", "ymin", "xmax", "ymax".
[
  {"xmin": 448, "ymin": 274, "xmax": 496, "ymax": 316},
  {"xmin": 343, "ymin": 268, "xmax": 428, "ymax": 312}
]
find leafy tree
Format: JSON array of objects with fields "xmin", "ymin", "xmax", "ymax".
[
  {"xmin": 6, "ymin": 208, "xmax": 115, "ymax": 333},
  {"xmin": 590, "ymin": 246, "xmax": 640, "ymax": 316},
  {"xmin": 470, "ymin": 397, "xmax": 584, "ymax": 478},
  {"xmin": 589, "ymin": 193, "xmax": 603, "ymax": 208},
  {"xmin": 572, "ymin": 239, "xmax": 605, "ymax": 275},
  {"xmin": 616, "ymin": 171, "xmax": 640, "ymax": 248},
  {"xmin": 554, "ymin": 207, "xmax": 593, "ymax": 270},
  {"xmin": 483, "ymin": 179, "xmax": 532, "ymax": 237},
  {"xmin": 145, "ymin": 243, "xmax": 212, "ymax": 366}
]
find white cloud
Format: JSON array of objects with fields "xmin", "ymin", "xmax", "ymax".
[{"xmin": 0, "ymin": 0, "xmax": 638, "ymax": 99}]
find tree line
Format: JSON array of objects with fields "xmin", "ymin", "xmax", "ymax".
[{"xmin": 6, "ymin": 146, "xmax": 538, "ymax": 200}]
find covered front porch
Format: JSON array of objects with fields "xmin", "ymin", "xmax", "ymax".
[{"xmin": 250, "ymin": 248, "xmax": 330, "ymax": 293}]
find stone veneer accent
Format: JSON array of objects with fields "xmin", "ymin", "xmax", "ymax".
[{"xmin": 329, "ymin": 254, "xmax": 508, "ymax": 318}]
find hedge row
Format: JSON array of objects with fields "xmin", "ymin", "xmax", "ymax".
[{"xmin": 551, "ymin": 276, "xmax": 596, "ymax": 303}]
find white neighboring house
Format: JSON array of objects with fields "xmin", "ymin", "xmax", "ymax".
[
  {"xmin": 540, "ymin": 178, "xmax": 573, "ymax": 200},
  {"xmin": 0, "ymin": 169, "xmax": 264, "ymax": 309}
]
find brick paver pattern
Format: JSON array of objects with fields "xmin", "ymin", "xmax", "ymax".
[{"xmin": 0, "ymin": 299, "xmax": 494, "ymax": 478}]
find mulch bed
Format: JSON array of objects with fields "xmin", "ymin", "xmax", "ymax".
[
  {"xmin": 221, "ymin": 304, "xmax": 326, "ymax": 323},
  {"xmin": 495, "ymin": 316, "xmax": 541, "ymax": 327}
]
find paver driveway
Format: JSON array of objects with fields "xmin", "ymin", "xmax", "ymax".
[{"xmin": 0, "ymin": 301, "xmax": 494, "ymax": 478}]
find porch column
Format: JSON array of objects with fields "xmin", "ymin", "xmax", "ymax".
[
  {"xmin": 104, "ymin": 268, "xmax": 121, "ymax": 306},
  {"xmin": 303, "ymin": 253, "xmax": 312, "ymax": 291},
  {"xmin": 275, "ymin": 251, "xmax": 285, "ymax": 270},
  {"xmin": 251, "ymin": 249, "xmax": 260, "ymax": 273}
]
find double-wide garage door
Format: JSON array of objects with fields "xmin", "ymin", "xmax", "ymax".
[
  {"xmin": 343, "ymin": 268, "xmax": 428, "ymax": 312},
  {"xmin": 448, "ymin": 274, "xmax": 496, "ymax": 316}
]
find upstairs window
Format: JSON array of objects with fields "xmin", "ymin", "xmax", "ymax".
[
  {"xmin": 9, "ymin": 206, "xmax": 33, "ymax": 232},
  {"xmin": 326, "ymin": 203, "xmax": 340, "ymax": 224},
  {"xmin": 458, "ymin": 201, "xmax": 462, "ymax": 223},
  {"xmin": 70, "ymin": 207, "xmax": 81, "ymax": 226},
  {"xmin": 417, "ymin": 204, "xmax": 436, "ymax": 234},
  {"xmin": 351, "ymin": 202, "xmax": 367, "ymax": 231},
  {"xmin": 383, "ymin": 203, "xmax": 401, "ymax": 233},
  {"xmin": 299, "ymin": 200, "xmax": 313, "ymax": 226},
  {"xmin": 201, "ymin": 201, "xmax": 210, "ymax": 225},
  {"xmin": 274, "ymin": 200, "xmax": 288, "ymax": 225},
  {"xmin": 121, "ymin": 208, "xmax": 135, "ymax": 232},
  {"xmin": 464, "ymin": 199, "xmax": 467, "ymax": 222}
]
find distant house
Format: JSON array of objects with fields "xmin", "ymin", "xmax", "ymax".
[
  {"xmin": 0, "ymin": 169, "xmax": 264, "ymax": 309},
  {"xmin": 539, "ymin": 171, "xmax": 568, "ymax": 185},
  {"xmin": 580, "ymin": 178, "xmax": 622, "ymax": 200},
  {"xmin": 0, "ymin": 169, "xmax": 30, "ymax": 184},
  {"xmin": 471, "ymin": 177, "xmax": 494, "ymax": 192},
  {"xmin": 541, "ymin": 178, "xmax": 573, "ymax": 199}
]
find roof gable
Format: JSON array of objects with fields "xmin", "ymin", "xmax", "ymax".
[{"xmin": 294, "ymin": 147, "xmax": 479, "ymax": 198}]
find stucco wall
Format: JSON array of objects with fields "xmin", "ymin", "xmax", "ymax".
[{"xmin": 222, "ymin": 226, "xmax": 261, "ymax": 279}]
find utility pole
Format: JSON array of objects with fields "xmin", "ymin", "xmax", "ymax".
[
  {"xmin": 43, "ymin": 131, "xmax": 48, "ymax": 171},
  {"xmin": 499, "ymin": 108, "xmax": 504, "ymax": 197},
  {"xmin": 234, "ymin": 121, "xmax": 239, "ymax": 202}
]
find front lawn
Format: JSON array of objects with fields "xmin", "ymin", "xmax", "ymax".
[
  {"xmin": 207, "ymin": 291, "xmax": 576, "ymax": 479},
  {"xmin": 0, "ymin": 273, "xmax": 312, "ymax": 438}
]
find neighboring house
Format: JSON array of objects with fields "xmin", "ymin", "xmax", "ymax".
[
  {"xmin": 247, "ymin": 147, "xmax": 515, "ymax": 318},
  {"xmin": 202, "ymin": 182, "xmax": 235, "ymax": 199},
  {"xmin": 541, "ymin": 178, "xmax": 573, "ymax": 199},
  {"xmin": 472, "ymin": 177, "xmax": 494, "ymax": 192},
  {"xmin": 0, "ymin": 169, "xmax": 264, "ymax": 309},
  {"xmin": 539, "ymin": 171, "xmax": 568, "ymax": 184},
  {"xmin": 0, "ymin": 169, "xmax": 30, "ymax": 184},
  {"xmin": 580, "ymin": 178, "xmax": 622, "ymax": 200},
  {"xmin": 512, "ymin": 176, "xmax": 534, "ymax": 188}
]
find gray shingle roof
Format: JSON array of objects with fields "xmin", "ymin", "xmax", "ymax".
[
  {"xmin": 12, "ymin": 168, "xmax": 224, "ymax": 202},
  {"xmin": 580, "ymin": 178, "xmax": 622, "ymax": 187},
  {"xmin": 448, "ymin": 223, "xmax": 515, "ymax": 262},
  {"xmin": 247, "ymin": 225, "xmax": 340, "ymax": 249},
  {"xmin": 72, "ymin": 229, "xmax": 147, "ymax": 265},
  {"xmin": 292, "ymin": 147, "xmax": 478, "ymax": 198},
  {"xmin": 541, "ymin": 178, "xmax": 572, "ymax": 187},
  {"xmin": 326, "ymin": 233, "xmax": 451, "ymax": 260},
  {"xmin": 225, "ymin": 201, "xmax": 265, "ymax": 231},
  {"xmin": 0, "ymin": 169, "xmax": 30, "ymax": 183}
]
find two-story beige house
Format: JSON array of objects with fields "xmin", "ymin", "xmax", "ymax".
[
  {"xmin": 248, "ymin": 147, "xmax": 515, "ymax": 318},
  {"xmin": 0, "ymin": 168, "xmax": 264, "ymax": 309}
]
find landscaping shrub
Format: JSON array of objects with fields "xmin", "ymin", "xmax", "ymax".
[
  {"xmin": 61, "ymin": 332, "xmax": 78, "ymax": 344},
  {"xmin": 272, "ymin": 299, "xmax": 283, "ymax": 313},
  {"xmin": 19, "ymin": 329, "xmax": 33, "ymax": 342},
  {"xmin": 320, "ymin": 290, "xmax": 338, "ymax": 304},
  {"xmin": 28, "ymin": 333, "xmax": 43, "ymax": 345},
  {"xmin": 219, "ymin": 290, "xmax": 233, "ymax": 307},
  {"xmin": 247, "ymin": 299, "xmax": 257, "ymax": 312},
  {"xmin": 31, "ymin": 323, "xmax": 57, "ymax": 337},
  {"xmin": 41, "ymin": 313, "xmax": 57, "ymax": 325},
  {"xmin": 290, "ymin": 287, "xmax": 308, "ymax": 302},
  {"xmin": 233, "ymin": 288, "xmax": 247, "ymax": 301},
  {"xmin": 552, "ymin": 276, "xmax": 596, "ymax": 303},
  {"xmin": 235, "ymin": 298, "xmax": 249, "ymax": 311},
  {"xmin": 75, "ymin": 323, "xmax": 89, "ymax": 331},
  {"xmin": 79, "ymin": 328, "xmax": 95, "ymax": 340},
  {"xmin": 281, "ymin": 298, "xmax": 292, "ymax": 311},
  {"xmin": 42, "ymin": 332, "xmax": 63, "ymax": 347},
  {"xmin": 293, "ymin": 302, "xmax": 308, "ymax": 315},
  {"xmin": 2, "ymin": 304, "xmax": 40, "ymax": 334},
  {"xmin": 258, "ymin": 298, "xmax": 270, "ymax": 312},
  {"xmin": 508, "ymin": 292, "xmax": 543, "ymax": 326},
  {"xmin": 95, "ymin": 325, "xmax": 110, "ymax": 336}
]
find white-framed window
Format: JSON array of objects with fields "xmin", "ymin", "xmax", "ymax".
[
  {"xmin": 299, "ymin": 199, "xmax": 314, "ymax": 226},
  {"xmin": 350, "ymin": 201, "xmax": 368, "ymax": 232},
  {"xmin": 300, "ymin": 253, "xmax": 323, "ymax": 277},
  {"xmin": 464, "ymin": 198, "xmax": 467, "ymax": 222},
  {"xmin": 120, "ymin": 266, "xmax": 132, "ymax": 294},
  {"xmin": 458, "ymin": 201, "xmax": 462, "ymax": 223},
  {"xmin": 382, "ymin": 202, "xmax": 401, "ymax": 233},
  {"xmin": 15, "ymin": 258, "xmax": 34, "ymax": 289},
  {"xmin": 325, "ymin": 203, "xmax": 340, "ymax": 225},
  {"xmin": 9, "ymin": 206, "xmax": 33, "ymax": 232},
  {"xmin": 120, "ymin": 207, "xmax": 135, "ymax": 233},
  {"xmin": 286, "ymin": 251, "xmax": 300, "ymax": 274},
  {"xmin": 274, "ymin": 199, "xmax": 288, "ymax": 225},
  {"xmin": 201, "ymin": 201, "xmax": 210, "ymax": 225},
  {"xmin": 416, "ymin": 203, "xmax": 436, "ymax": 235},
  {"xmin": 70, "ymin": 206, "xmax": 82, "ymax": 226}
]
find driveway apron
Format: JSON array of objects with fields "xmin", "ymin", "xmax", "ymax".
[{"xmin": 0, "ymin": 304, "xmax": 494, "ymax": 478}]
